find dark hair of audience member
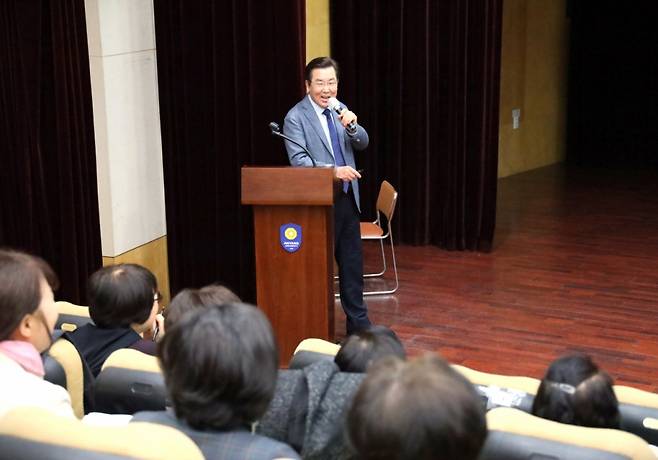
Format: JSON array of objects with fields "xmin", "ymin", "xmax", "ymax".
[
  {"xmin": 532, "ymin": 354, "xmax": 620, "ymax": 429},
  {"xmin": 164, "ymin": 284, "xmax": 240, "ymax": 330},
  {"xmin": 0, "ymin": 249, "xmax": 59, "ymax": 341},
  {"xmin": 334, "ymin": 325, "xmax": 406, "ymax": 372},
  {"xmin": 87, "ymin": 264, "xmax": 157, "ymax": 328},
  {"xmin": 347, "ymin": 354, "xmax": 487, "ymax": 460},
  {"xmin": 304, "ymin": 56, "xmax": 340, "ymax": 82},
  {"xmin": 158, "ymin": 302, "xmax": 278, "ymax": 431}
]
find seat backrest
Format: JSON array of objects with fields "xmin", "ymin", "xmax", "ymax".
[
  {"xmin": 482, "ymin": 407, "xmax": 656, "ymax": 460},
  {"xmin": 615, "ymin": 385, "xmax": 658, "ymax": 445},
  {"xmin": 43, "ymin": 353, "xmax": 67, "ymax": 389},
  {"xmin": 94, "ymin": 348, "xmax": 167, "ymax": 415},
  {"xmin": 55, "ymin": 301, "xmax": 93, "ymax": 332},
  {"xmin": 289, "ymin": 338, "xmax": 340, "ymax": 369},
  {"xmin": 376, "ymin": 180, "xmax": 398, "ymax": 222},
  {"xmin": 48, "ymin": 338, "xmax": 85, "ymax": 418},
  {"xmin": 453, "ymin": 364, "xmax": 539, "ymax": 413},
  {"xmin": 453, "ymin": 364, "xmax": 541, "ymax": 395},
  {"xmin": 0, "ymin": 406, "xmax": 203, "ymax": 460}
]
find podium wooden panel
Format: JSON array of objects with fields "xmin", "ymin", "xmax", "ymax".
[{"xmin": 242, "ymin": 167, "xmax": 336, "ymax": 363}]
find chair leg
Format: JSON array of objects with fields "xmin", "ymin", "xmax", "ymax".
[
  {"xmin": 364, "ymin": 237, "xmax": 387, "ymax": 278},
  {"xmin": 363, "ymin": 229, "xmax": 399, "ymax": 296}
]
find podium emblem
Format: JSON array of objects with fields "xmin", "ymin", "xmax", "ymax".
[{"xmin": 280, "ymin": 223, "xmax": 302, "ymax": 253}]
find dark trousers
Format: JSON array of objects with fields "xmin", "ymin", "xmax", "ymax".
[{"xmin": 335, "ymin": 189, "xmax": 371, "ymax": 334}]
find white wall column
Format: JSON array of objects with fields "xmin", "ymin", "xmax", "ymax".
[{"xmin": 85, "ymin": 0, "xmax": 166, "ymax": 257}]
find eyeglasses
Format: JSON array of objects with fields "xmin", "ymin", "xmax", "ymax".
[
  {"xmin": 311, "ymin": 79, "xmax": 338, "ymax": 89},
  {"xmin": 154, "ymin": 292, "xmax": 162, "ymax": 303}
]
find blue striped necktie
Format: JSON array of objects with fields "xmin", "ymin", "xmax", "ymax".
[{"xmin": 323, "ymin": 108, "xmax": 349, "ymax": 193}]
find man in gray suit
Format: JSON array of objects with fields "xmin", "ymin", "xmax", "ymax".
[{"xmin": 283, "ymin": 56, "xmax": 371, "ymax": 335}]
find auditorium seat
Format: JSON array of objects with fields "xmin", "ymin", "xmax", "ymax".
[
  {"xmin": 94, "ymin": 348, "xmax": 167, "ymax": 414},
  {"xmin": 0, "ymin": 406, "xmax": 203, "ymax": 460},
  {"xmin": 55, "ymin": 301, "xmax": 93, "ymax": 332},
  {"xmin": 43, "ymin": 353, "xmax": 67, "ymax": 390},
  {"xmin": 481, "ymin": 407, "xmax": 655, "ymax": 460},
  {"xmin": 452, "ymin": 364, "xmax": 539, "ymax": 412},
  {"xmin": 288, "ymin": 338, "xmax": 340, "ymax": 369},
  {"xmin": 48, "ymin": 338, "xmax": 85, "ymax": 418},
  {"xmin": 615, "ymin": 384, "xmax": 658, "ymax": 446}
]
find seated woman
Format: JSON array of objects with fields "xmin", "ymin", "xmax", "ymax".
[
  {"xmin": 161, "ymin": 283, "xmax": 240, "ymax": 334},
  {"xmin": 347, "ymin": 354, "xmax": 487, "ymax": 460},
  {"xmin": 0, "ymin": 249, "xmax": 73, "ymax": 417},
  {"xmin": 132, "ymin": 303, "xmax": 300, "ymax": 460},
  {"xmin": 334, "ymin": 325, "xmax": 406, "ymax": 372},
  {"xmin": 67, "ymin": 264, "xmax": 159, "ymax": 377},
  {"xmin": 532, "ymin": 353, "xmax": 620, "ymax": 429}
]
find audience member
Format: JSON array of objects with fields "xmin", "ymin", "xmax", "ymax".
[
  {"xmin": 532, "ymin": 353, "xmax": 620, "ymax": 429},
  {"xmin": 132, "ymin": 303, "xmax": 300, "ymax": 460},
  {"xmin": 67, "ymin": 264, "xmax": 160, "ymax": 377},
  {"xmin": 0, "ymin": 249, "xmax": 73, "ymax": 417},
  {"xmin": 347, "ymin": 354, "xmax": 487, "ymax": 460},
  {"xmin": 162, "ymin": 283, "xmax": 240, "ymax": 332},
  {"xmin": 334, "ymin": 325, "xmax": 406, "ymax": 372}
]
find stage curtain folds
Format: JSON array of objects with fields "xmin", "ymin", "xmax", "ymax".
[
  {"xmin": 0, "ymin": 0, "xmax": 101, "ymax": 303},
  {"xmin": 154, "ymin": 0, "xmax": 306, "ymax": 299},
  {"xmin": 330, "ymin": 0, "xmax": 502, "ymax": 251}
]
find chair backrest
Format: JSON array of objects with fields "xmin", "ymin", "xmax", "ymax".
[
  {"xmin": 375, "ymin": 180, "xmax": 398, "ymax": 223},
  {"xmin": 48, "ymin": 338, "xmax": 85, "ymax": 418},
  {"xmin": 0, "ymin": 406, "xmax": 204, "ymax": 460},
  {"xmin": 482, "ymin": 407, "xmax": 656, "ymax": 460},
  {"xmin": 453, "ymin": 364, "xmax": 541, "ymax": 394},
  {"xmin": 94, "ymin": 348, "xmax": 167, "ymax": 415},
  {"xmin": 43, "ymin": 353, "xmax": 67, "ymax": 389},
  {"xmin": 615, "ymin": 385, "xmax": 658, "ymax": 445},
  {"xmin": 55, "ymin": 301, "xmax": 93, "ymax": 332},
  {"xmin": 453, "ymin": 364, "xmax": 539, "ymax": 412},
  {"xmin": 289, "ymin": 338, "xmax": 340, "ymax": 369}
]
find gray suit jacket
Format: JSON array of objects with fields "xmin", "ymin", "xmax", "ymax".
[
  {"xmin": 132, "ymin": 410, "xmax": 300, "ymax": 460},
  {"xmin": 283, "ymin": 95, "xmax": 369, "ymax": 211}
]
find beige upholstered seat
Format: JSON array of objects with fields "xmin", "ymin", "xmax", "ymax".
[
  {"xmin": 288, "ymin": 338, "xmax": 340, "ymax": 369},
  {"xmin": 94, "ymin": 349, "xmax": 167, "ymax": 414},
  {"xmin": 452, "ymin": 364, "xmax": 541, "ymax": 394},
  {"xmin": 293, "ymin": 338, "xmax": 341, "ymax": 356},
  {"xmin": 0, "ymin": 406, "xmax": 203, "ymax": 460},
  {"xmin": 55, "ymin": 301, "xmax": 92, "ymax": 332},
  {"xmin": 615, "ymin": 384, "xmax": 658, "ymax": 446},
  {"xmin": 482, "ymin": 407, "xmax": 655, "ymax": 460},
  {"xmin": 48, "ymin": 338, "xmax": 85, "ymax": 418}
]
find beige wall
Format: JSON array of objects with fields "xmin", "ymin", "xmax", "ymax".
[
  {"xmin": 306, "ymin": 0, "xmax": 330, "ymax": 62},
  {"xmin": 498, "ymin": 0, "xmax": 570, "ymax": 178}
]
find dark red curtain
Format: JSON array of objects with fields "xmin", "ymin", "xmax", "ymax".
[
  {"xmin": 330, "ymin": 0, "xmax": 502, "ymax": 250},
  {"xmin": 567, "ymin": 0, "xmax": 658, "ymax": 168},
  {"xmin": 154, "ymin": 1, "xmax": 306, "ymax": 300},
  {"xmin": 0, "ymin": 0, "xmax": 101, "ymax": 303}
]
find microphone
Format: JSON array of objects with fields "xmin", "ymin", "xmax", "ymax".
[
  {"xmin": 328, "ymin": 97, "xmax": 357, "ymax": 134},
  {"xmin": 269, "ymin": 122, "xmax": 316, "ymax": 167}
]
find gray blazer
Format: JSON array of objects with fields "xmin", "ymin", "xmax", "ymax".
[
  {"xmin": 132, "ymin": 410, "xmax": 300, "ymax": 460},
  {"xmin": 283, "ymin": 95, "xmax": 369, "ymax": 211}
]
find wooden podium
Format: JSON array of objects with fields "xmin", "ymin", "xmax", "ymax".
[{"xmin": 241, "ymin": 167, "xmax": 336, "ymax": 362}]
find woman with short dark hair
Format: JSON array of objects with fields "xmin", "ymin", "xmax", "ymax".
[
  {"xmin": 532, "ymin": 354, "xmax": 620, "ymax": 429},
  {"xmin": 334, "ymin": 325, "xmax": 406, "ymax": 372},
  {"xmin": 67, "ymin": 264, "xmax": 160, "ymax": 377},
  {"xmin": 162, "ymin": 283, "xmax": 240, "ymax": 333},
  {"xmin": 133, "ymin": 303, "xmax": 300, "ymax": 459},
  {"xmin": 347, "ymin": 354, "xmax": 487, "ymax": 460},
  {"xmin": 0, "ymin": 249, "xmax": 73, "ymax": 417}
]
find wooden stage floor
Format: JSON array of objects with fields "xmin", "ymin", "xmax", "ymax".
[{"xmin": 335, "ymin": 164, "xmax": 658, "ymax": 392}]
